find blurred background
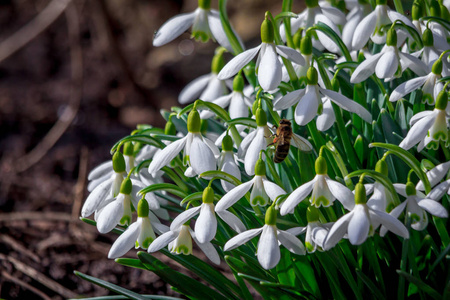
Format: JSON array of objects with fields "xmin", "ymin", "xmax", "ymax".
[{"xmin": 0, "ymin": 0, "xmax": 303, "ymax": 298}]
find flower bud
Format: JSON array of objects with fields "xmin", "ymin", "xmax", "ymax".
[
  {"xmin": 165, "ymin": 119, "xmax": 177, "ymax": 135},
  {"xmin": 123, "ymin": 142, "xmax": 134, "ymax": 156},
  {"xmin": 198, "ymin": 0, "xmax": 211, "ymax": 9},
  {"xmin": 265, "ymin": 206, "xmax": 277, "ymax": 225},
  {"xmin": 315, "ymin": 156, "xmax": 327, "ymax": 175},
  {"xmin": 255, "ymin": 107, "xmax": 267, "ymax": 126},
  {"xmin": 120, "ymin": 178, "xmax": 132, "ymax": 195},
  {"xmin": 354, "ymin": 183, "xmax": 367, "ymax": 205},
  {"xmin": 386, "ymin": 28, "xmax": 397, "ymax": 47},
  {"xmin": 113, "ymin": 151, "xmax": 126, "ymax": 173},
  {"xmin": 261, "ymin": 14, "xmax": 274, "ymax": 43},
  {"xmin": 222, "ymin": 134, "xmax": 234, "ymax": 151},
  {"xmin": 435, "ymin": 90, "xmax": 448, "ymax": 110},
  {"xmin": 306, "ymin": 206, "xmax": 320, "ymax": 223},
  {"xmin": 306, "ymin": 0, "xmax": 319, "ymax": 8},
  {"xmin": 405, "ymin": 181, "xmax": 416, "ymax": 196},
  {"xmin": 300, "ymin": 35, "xmax": 312, "ymax": 55},
  {"xmin": 211, "ymin": 50, "xmax": 225, "ymax": 74},
  {"xmin": 137, "ymin": 197, "xmax": 150, "ymax": 217},
  {"xmin": 187, "ymin": 109, "xmax": 201, "ymax": 133},
  {"xmin": 202, "ymin": 186, "xmax": 215, "ymax": 204},
  {"xmin": 422, "ymin": 28, "xmax": 434, "ymax": 47},
  {"xmin": 255, "ymin": 158, "xmax": 266, "ymax": 176},
  {"xmin": 306, "ymin": 67, "xmax": 318, "ymax": 85},
  {"xmin": 233, "ymin": 73, "xmax": 245, "ymax": 92},
  {"xmin": 375, "ymin": 159, "xmax": 388, "ymax": 176}
]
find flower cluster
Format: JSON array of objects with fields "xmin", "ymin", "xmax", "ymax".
[{"xmin": 79, "ymin": 0, "xmax": 450, "ymax": 298}]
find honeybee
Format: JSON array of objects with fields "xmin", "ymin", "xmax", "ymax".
[{"xmin": 269, "ymin": 119, "xmax": 293, "ymax": 163}]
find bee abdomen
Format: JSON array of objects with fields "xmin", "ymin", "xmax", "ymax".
[{"xmin": 274, "ymin": 145, "xmax": 290, "ymax": 163}]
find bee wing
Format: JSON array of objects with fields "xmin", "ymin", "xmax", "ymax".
[{"xmin": 291, "ymin": 133, "xmax": 313, "ymax": 152}]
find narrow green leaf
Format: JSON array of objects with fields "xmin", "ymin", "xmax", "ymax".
[
  {"xmin": 74, "ymin": 271, "xmax": 147, "ymax": 300},
  {"xmin": 226, "ymin": 117, "xmax": 257, "ymax": 128},
  {"xmin": 139, "ymin": 183, "xmax": 188, "ymax": 198},
  {"xmin": 355, "ymin": 270, "xmax": 386, "ymax": 300},
  {"xmin": 110, "ymin": 135, "xmax": 164, "ymax": 154},
  {"xmin": 198, "ymin": 170, "xmax": 242, "ymax": 186},
  {"xmin": 218, "ymin": 0, "xmax": 244, "ymax": 55},
  {"xmin": 115, "ymin": 258, "xmax": 148, "ymax": 270},
  {"xmin": 396, "ymin": 270, "xmax": 442, "ymax": 299},
  {"xmin": 69, "ymin": 296, "xmax": 182, "ymax": 300}
]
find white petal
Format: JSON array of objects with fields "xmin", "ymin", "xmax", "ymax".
[
  {"xmin": 326, "ymin": 178, "xmax": 355, "ymax": 210},
  {"xmin": 352, "ymin": 11, "xmax": 377, "ymax": 50},
  {"xmin": 389, "ymin": 75, "xmax": 428, "ymax": 102},
  {"xmin": 220, "ymin": 152, "xmax": 241, "ymax": 192},
  {"xmin": 178, "ymin": 74, "xmax": 211, "ymax": 104},
  {"xmin": 347, "ymin": 205, "xmax": 370, "ymax": 245},
  {"xmin": 82, "ymin": 178, "xmax": 113, "ymax": 217},
  {"xmin": 350, "ymin": 52, "xmax": 383, "ymax": 83},
  {"xmin": 417, "ymin": 199, "xmax": 448, "ymax": 218},
  {"xmin": 207, "ymin": 11, "xmax": 232, "ymax": 51},
  {"xmin": 409, "ymin": 110, "xmax": 434, "ymax": 126},
  {"xmin": 273, "ymin": 89, "xmax": 305, "ymax": 110},
  {"xmin": 229, "ymin": 92, "xmax": 249, "ymax": 119},
  {"xmin": 148, "ymin": 137, "xmax": 187, "ymax": 176},
  {"xmin": 108, "ymin": 220, "xmax": 141, "ymax": 259},
  {"xmin": 218, "ymin": 45, "xmax": 261, "ymax": 80},
  {"xmin": 280, "ymin": 178, "xmax": 316, "ymax": 215},
  {"xmin": 148, "ymin": 231, "xmax": 178, "ymax": 253},
  {"xmin": 399, "ymin": 52, "xmax": 428, "ymax": 76},
  {"xmin": 224, "ymin": 228, "xmax": 263, "ymax": 251},
  {"xmin": 399, "ymin": 111, "xmax": 438, "ymax": 150},
  {"xmin": 195, "ymin": 203, "xmax": 217, "ymax": 243},
  {"xmin": 203, "ymin": 136, "xmax": 221, "ymax": 158},
  {"xmin": 316, "ymin": 99, "xmax": 335, "ymax": 131},
  {"xmin": 216, "ymin": 210, "xmax": 246, "ymax": 233},
  {"xmin": 369, "ymin": 209, "xmax": 409, "ymax": 238},
  {"xmin": 320, "ymin": 6, "xmax": 346, "ymax": 25},
  {"xmin": 286, "ymin": 227, "xmax": 307, "ymax": 236},
  {"xmin": 258, "ymin": 44, "xmax": 282, "ymax": 91},
  {"xmin": 191, "ymin": 230, "xmax": 221, "ymax": 265},
  {"xmin": 97, "ymin": 199, "xmax": 124, "ymax": 234},
  {"xmin": 257, "ymin": 225, "xmax": 280, "ymax": 269},
  {"xmin": 200, "ymin": 75, "xmax": 228, "ymax": 102},
  {"xmin": 189, "ymin": 135, "xmax": 216, "ymax": 175},
  {"xmin": 215, "ymin": 180, "xmax": 254, "ymax": 212},
  {"xmin": 387, "ymin": 10, "xmax": 414, "ymax": 28},
  {"xmin": 244, "ymin": 128, "xmax": 267, "ymax": 175},
  {"xmin": 375, "ymin": 49, "xmax": 398, "ymax": 79},
  {"xmin": 262, "ymin": 179, "xmax": 286, "ymax": 201},
  {"xmin": 417, "ymin": 161, "xmax": 450, "ymax": 191},
  {"xmin": 153, "ymin": 12, "xmax": 196, "ymax": 47},
  {"xmin": 88, "ymin": 161, "xmax": 113, "ymax": 181},
  {"xmin": 277, "ymin": 230, "xmax": 306, "ymax": 255},
  {"xmin": 428, "ymin": 181, "xmax": 450, "ymax": 201},
  {"xmin": 237, "ymin": 130, "xmax": 257, "ymax": 160},
  {"xmin": 323, "ymin": 211, "xmax": 354, "ymax": 250},
  {"xmin": 320, "ymin": 88, "xmax": 372, "ymax": 123},
  {"xmin": 314, "ymin": 14, "xmax": 341, "ymax": 53},
  {"xmin": 170, "ymin": 206, "xmax": 202, "ymax": 232},
  {"xmin": 294, "ymin": 85, "xmax": 320, "ymax": 126},
  {"xmin": 275, "ymin": 45, "xmax": 305, "ymax": 65}
]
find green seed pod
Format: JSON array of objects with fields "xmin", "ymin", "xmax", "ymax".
[
  {"xmin": 431, "ymin": 59, "xmax": 443, "ymax": 75},
  {"xmin": 255, "ymin": 107, "xmax": 267, "ymax": 126},
  {"xmin": 265, "ymin": 206, "xmax": 277, "ymax": 225},
  {"xmin": 375, "ymin": 159, "xmax": 389, "ymax": 176},
  {"xmin": 386, "ymin": 28, "xmax": 397, "ymax": 47},
  {"xmin": 315, "ymin": 156, "xmax": 327, "ymax": 175},
  {"xmin": 405, "ymin": 181, "xmax": 416, "ymax": 196},
  {"xmin": 300, "ymin": 35, "xmax": 313, "ymax": 55},
  {"xmin": 211, "ymin": 50, "xmax": 225, "ymax": 74},
  {"xmin": 376, "ymin": 0, "xmax": 387, "ymax": 5},
  {"xmin": 198, "ymin": 0, "xmax": 211, "ymax": 10},
  {"xmin": 137, "ymin": 197, "xmax": 150, "ymax": 218},
  {"xmin": 293, "ymin": 30, "xmax": 302, "ymax": 50},
  {"xmin": 331, "ymin": 76, "xmax": 340, "ymax": 92},
  {"xmin": 306, "ymin": 67, "xmax": 318, "ymax": 85},
  {"xmin": 123, "ymin": 142, "xmax": 134, "ymax": 156},
  {"xmin": 435, "ymin": 90, "xmax": 448, "ymax": 110},
  {"xmin": 261, "ymin": 15, "xmax": 274, "ymax": 43},
  {"xmin": 233, "ymin": 73, "xmax": 245, "ymax": 92},
  {"xmin": 354, "ymin": 183, "xmax": 367, "ymax": 205},
  {"xmin": 222, "ymin": 135, "xmax": 234, "ymax": 151},
  {"xmin": 187, "ymin": 109, "xmax": 201, "ymax": 133},
  {"xmin": 422, "ymin": 28, "xmax": 434, "ymax": 47},
  {"xmin": 113, "ymin": 151, "xmax": 126, "ymax": 173},
  {"xmin": 202, "ymin": 186, "xmax": 215, "ymax": 204},
  {"xmin": 120, "ymin": 178, "xmax": 132, "ymax": 195},
  {"xmin": 165, "ymin": 120, "xmax": 177, "ymax": 136},
  {"xmin": 255, "ymin": 158, "xmax": 266, "ymax": 176}
]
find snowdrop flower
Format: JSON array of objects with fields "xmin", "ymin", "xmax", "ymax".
[
  {"xmin": 324, "ymin": 183, "xmax": 409, "ymax": 249},
  {"xmin": 152, "ymin": 0, "xmax": 235, "ymax": 51},
  {"xmin": 416, "ymin": 161, "xmax": 450, "ymax": 200},
  {"xmin": 351, "ymin": 28, "xmax": 428, "ymax": 83},
  {"xmin": 95, "ymin": 178, "xmax": 161, "ymax": 234},
  {"xmin": 215, "ymin": 158, "xmax": 286, "ymax": 212},
  {"xmin": 342, "ymin": 0, "xmax": 371, "ymax": 51},
  {"xmin": 179, "ymin": 48, "xmax": 229, "ymax": 104},
  {"xmin": 202, "ymin": 72, "xmax": 250, "ymax": 120},
  {"xmin": 108, "ymin": 198, "xmax": 168, "ymax": 259},
  {"xmin": 399, "ymin": 90, "xmax": 449, "ymax": 151},
  {"xmin": 381, "ymin": 182, "xmax": 448, "ymax": 233},
  {"xmin": 280, "ymin": 156, "xmax": 355, "ymax": 215},
  {"xmin": 352, "ymin": 0, "xmax": 414, "ymax": 49},
  {"xmin": 224, "ymin": 206, "xmax": 305, "ymax": 270},
  {"xmin": 148, "ymin": 223, "xmax": 221, "ymax": 265},
  {"xmin": 218, "ymin": 14, "xmax": 305, "ymax": 91},
  {"xmin": 412, "ymin": 29, "xmax": 450, "ymax": 77},
  {"xmin": 218, "ymin": 135, "xmax": 241, "ymax": 192},
  {"xmin": 237, "ymin": 106, "xmax": 272, "ymax": 175},
  {"xmin": 274, "ymin": 67, "xmax": 372, "ymax": 130},
  {"xmin": 82, "ymin": 152, "xmax": 127, "ymax": 218},
  {"xmin": 389, "ymin": 57, "xmax": 444, "ymax": 104},
  {"xmin": 176, "ymin": 187, "xmax": 246, "ymax": 245},
  {"xmin": 281, "ymin": 0, "xmax": 345, "ymax": 53},
  {"xmin": 148, "ymin": 108, "xmax": 219, "ymax": 177}
]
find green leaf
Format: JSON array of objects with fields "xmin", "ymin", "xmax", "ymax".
[
  {"xmin": 276, "ymin": 249, "xmax": 296, "ymax": 287},
  {"xmin": 198, "ymin": 170, "xmax": 242, "ymax": 186},
  {"xmin": 139, "ymin": 183, "xmax": 188, "ymax": 198},
  {"xmin": 115, "ymin": 258, "xmax": 148, "ymax": 271},
  {"xmin": 74, "ymin": 271, "xmax": 147, "ymax": 300},
  {"xmin": 396, "ymin": 270, "xmax": 442, "ymax": 299},
  {"xmin": 70, "ymin": 296, "xmax": 182, "ymax": 300},
  {"xmin": 312, "ymin": 22, "xmax": 352, "ymax": 62},
  {"xmin": 110, "ymin": 135, "xmax": 164, "ymax": 154},
  {"xmin": 226, "ymin": 117, "xmax": 257, "ymax": 128},
  {"xmin": 369, "ymin": 143, "xmax": 431, "ymax": 193},
  {"xmin": 149, "ymin": 134, "xmax": 181, "ymax": 142},
  {"xmin": 138, "ymin": 252, "xmax": 229, "ymax": 300},
  {"xmin": 355, "ymin": 270, "xmax": 386, "ymax": 300},
  {"xmin": 218, "ymin": 0, "xmax": 244, "ymax": 55}
]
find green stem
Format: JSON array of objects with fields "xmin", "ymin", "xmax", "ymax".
[
  {"xmin": 218, "ymin": 0, "xmax": 243, "ymax": 55},
  {"xmin": 282, "ymin": 0, "xmax": 294, "ymax": 49}
]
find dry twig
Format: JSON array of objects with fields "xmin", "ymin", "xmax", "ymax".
[{"xmin": 0, "ymin": 270, "xmax": 52, "ymax": 300}]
